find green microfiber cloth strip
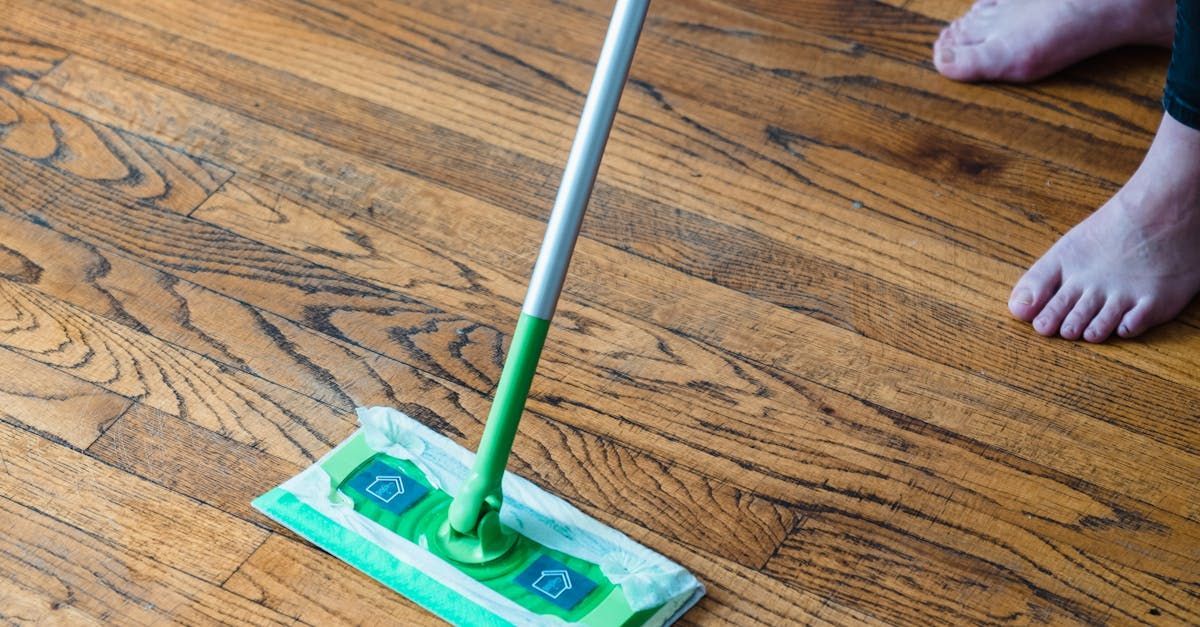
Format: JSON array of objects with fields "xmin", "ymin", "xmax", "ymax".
[{"xmin": 253, "ymin": 488, "xmax": 509, "ymax": 626}]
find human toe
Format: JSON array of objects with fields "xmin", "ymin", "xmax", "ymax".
[
  {"xmin": 935, "ymin": 39, "xmax": 981, "ymax": 80},
  {"xmin": 1118, "ymin": 300, "xmax": 1157, "ymax": 338},
  {"xmin": 948, "ymin": 14, "xmax": 987, "ymax": 45},
  {"xmin": 1032, "ymin": 286, "xmax": 1081, "ymax": 336},
  {"xmin": 936, "ymin": 23, "xmax": 959, "ymax": 46},
  {"xmin": 1059, "ymin": 291, "xmax": 1104, "ymax": 340},
  {"xmin": 1083, "ymin": 298, "xmax": 1130, "ymax": 343},
  {"xmin": 1009, "ymin": 264, "xmax": 1061, "ymax": 322}
]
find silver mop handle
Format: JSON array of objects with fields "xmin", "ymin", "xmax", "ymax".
[{"xmin": 521, "ymin": 0, "xmax": 651, "ymax": 320}]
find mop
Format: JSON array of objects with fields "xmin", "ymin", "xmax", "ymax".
[{"xmin": 253, "ymin": 1, "xmax": 705, "ymax": 623}]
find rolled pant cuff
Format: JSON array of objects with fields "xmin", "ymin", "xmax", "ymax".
[{"xmin": 1164, "ymin": 86, "xmax": 1200, "ymax": 130}]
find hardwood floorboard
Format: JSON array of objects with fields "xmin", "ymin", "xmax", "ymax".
[
  {"xmin": 1, "ymin": 2, "xmax": 1197, "ymax": 624},
  {"xmin": 0, "ymin": 345, "xmax": 131, "ymax": 448},
  {"xmin": 0, "ymin": 160, "xmax": 795, "ymax": 569},
  {"xmin": 222, "ymin": 534, "xmax": 438, "ymax": 626},
  {"xmin": 3, "ymin": 87, "xmax": 1200, "ymax": 624},
  {"xmin": 0, "ymin": 85, "xmax": 231, "ymax": 214},
  {"xmin": 21, "ymin": 57, "xmax": 1200, "ymax": 475},
  {"xmin": 764, "ymin": 511, "xmax": 1198, "ymax": 625},
  {"xmin": 87, "ymin": 403, "xmax": 305, "ymax": 528},
  {"xmin": 0, "ymin": 270, "xmax": 354, "ymax": 463},
  {"xmin": 0, "ymin": 32, "xmax": 65, "ymax": 93},
  {"xmin": 0, "ymin": 495, "xmax": 296, "ymax": 625},
  {"xmin": 4, "ymin": 99, "xmax": 1195, "ymax": 516},
  {"xmin": 8, "ymin": 105, "xmax": 1200, "ymax": 621},
  {"xmin": 0, "ymin": 419, "xmax": 268, "ymax": 584},
  {"xmin": 18, "ymin": 8, "xmax": 1200, "ymax": 425}
]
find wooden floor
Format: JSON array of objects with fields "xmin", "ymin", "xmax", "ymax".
[{"xmin": 0, "ymin": 0, "xmax": 1197, "ymax": 624}]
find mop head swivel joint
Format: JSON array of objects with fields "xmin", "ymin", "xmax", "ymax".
[
  {"xmin": 437, "ymin": 493, "xmax": 516, "ymax": 564},
  {"xmin": 253, "ymin": 407, "xmax": 704, "ymax": 626}
]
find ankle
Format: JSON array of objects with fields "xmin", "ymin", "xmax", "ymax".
[
  {"xmin": 1118, "ymin": 114, "xmax": 1200, "ymax": 222},
  {"xmin": 1141, "ymin": 113, "xmax": 1200, "ymax": 192}
]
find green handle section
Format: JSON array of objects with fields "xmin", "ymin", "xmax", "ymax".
[{"xmin": 448, "ymin": 313, "xmax": 551, "ymax": 535}]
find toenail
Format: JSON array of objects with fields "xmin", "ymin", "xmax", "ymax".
[
  {"xmin": 1119, "ymin": 324, "xmax": 1129, "ymax": 336},
  {"xmin": 1012, "ymin": 289, "xmax": 1033, "ymax": 306},
  {"xmin": 938, "ymin": 48, "xmax": 956, "ymax": 64}
]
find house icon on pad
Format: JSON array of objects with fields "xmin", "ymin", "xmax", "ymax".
[
  {"xmin": 532, "ymin": 569, "xmax": 573, "ymax": 599},
  {"xmin": 365, "ymin": 475, "xmax": 406, "ymax": 503}
]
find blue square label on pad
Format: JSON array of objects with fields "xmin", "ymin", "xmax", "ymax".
[
  {"xmin": 345, "ymin": 459, "xmax": 428, "ymax": 515},
  {"xmin": 515, "ymin": 554, "xmax": 598, "ymax": 610}
]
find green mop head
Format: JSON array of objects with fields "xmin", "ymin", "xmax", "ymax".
[{"xmin": 253, "ymin": 407, "xmax": 704, "ymax": 626}]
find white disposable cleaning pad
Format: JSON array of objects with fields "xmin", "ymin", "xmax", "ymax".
[{"xmin": 254, "ymin": 407, "xmax": 704, "ymax": 626}]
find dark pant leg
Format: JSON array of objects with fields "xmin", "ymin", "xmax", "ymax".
[{"xmin": 1165, "ymin": 0, "xmax": 1200, "ymax": 129}]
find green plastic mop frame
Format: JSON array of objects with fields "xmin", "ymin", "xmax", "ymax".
[{"xmin": 254, "ymin": 0, "xmax": 704, "ymax": 624}]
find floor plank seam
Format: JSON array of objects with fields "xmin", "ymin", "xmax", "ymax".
[
  {"xmin": 0, "ymin": 411, "xmax": 90, "ymax": 457},
  {"xmin": 187, "ymin": 163, "xmax": 235, "ymax": 219},
  {"xmin": 758, "ymin": 512, "xmax": 807, "ymax": 571},
  {"xmin": 84, "ymin": 426, "xmax": 278, "ymax": 524},
  {"xmin": 85, "ymin": 401, "xmax": 136, "ymax": 451},
  {"xmin": 0, "ymin": 491, "xmax": 249, "ymax": 590},
  {"xmin": 219, "ymin": 533, "xmax": 273, "ymax": 588}
]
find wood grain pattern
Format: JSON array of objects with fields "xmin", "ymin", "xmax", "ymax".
[
  {"xmin": 0, "ymin": 345, "xmax": 131, "ymax": 448},
  {"xmin": 0, "ymin": 86, "xmax": 230, "ymax": 214},
  {"xmin": 0, "ymin": 494, "xmax": 294, "ymax": 625},
  {"xmin": 5, "ymin": 62, "xmax": 1200, "ymax": 621},
  {"xmin": 0, "ymin": 419, "xmax": 267, "ymax": 584},
  {"xmin": 23, "ymin": 21, "xmax": 1200, "ymax": 434},
  {"xmin": 0, "ymin": 156, "xmax": 795, "ymax": 569},
  {"xmin": 0, "ymin": 1, "xmax": 1197, "ymax": 624},
  {"xmin": 0, "ymin": 271, "xmax": 353, "ymax": 464},
  {"xmin": 0, "ymin": 34, "xmax": 65, "ymax": 92},
  {"xmin": 23, "ymin": 60, "xmax": 1200, "ymax": 520}
]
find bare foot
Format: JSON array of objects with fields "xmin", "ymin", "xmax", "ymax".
[
  {"xmin": 934, "ymin": 0, "xmax": 1176, "ymax": 82},
  {"xmin": 1009, "ymin": 114, "xmax": 1200, "ymax": 342}
]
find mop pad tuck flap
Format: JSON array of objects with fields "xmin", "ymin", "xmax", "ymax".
[{"xmin": 253, "ymin": 407, "xmax": 704, "ymax": 626}]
